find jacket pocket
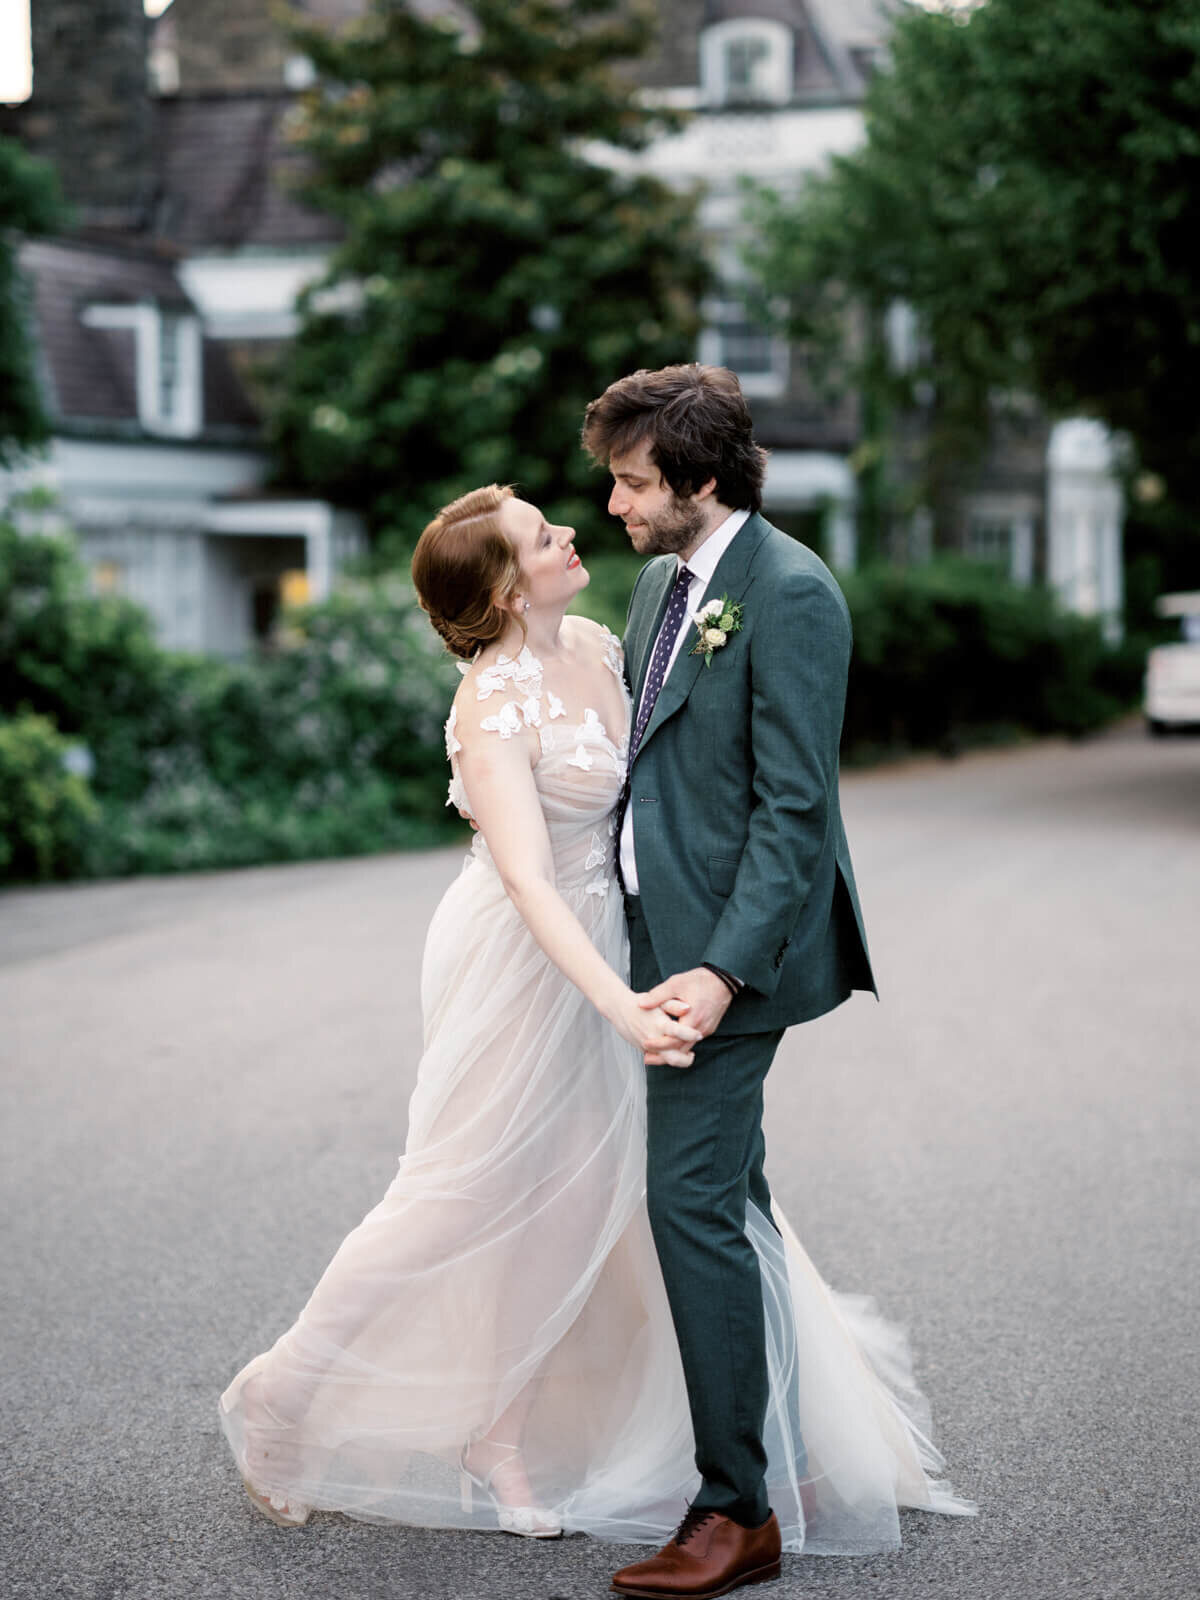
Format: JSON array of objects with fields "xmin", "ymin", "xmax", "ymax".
[{"xmin": 707, "ymin": 854, "xmax": 739, "ymax": 897}]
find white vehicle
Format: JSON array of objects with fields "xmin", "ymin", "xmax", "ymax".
[{"xmin": 1144, "ymin": 592, "xmax": 1200, "ymax": 734}]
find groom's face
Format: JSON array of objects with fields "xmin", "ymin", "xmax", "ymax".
[{"xmin": 608, "ymin": 441, "xmax": 707, "ymax": 557}]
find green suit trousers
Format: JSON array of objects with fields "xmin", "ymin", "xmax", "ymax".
[{"xmin": 628, "ymin": 895, "xmax": 783, "ymax": 1527}]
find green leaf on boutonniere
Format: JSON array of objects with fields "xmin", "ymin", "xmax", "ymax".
[{"xmin": 689, "ymin": 594, "xmax": 744, "ymax": 666}]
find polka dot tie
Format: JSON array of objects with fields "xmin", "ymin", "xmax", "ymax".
[{"xmin": 629, "ymin": 563, "xmax": 694, "ymax": 767}]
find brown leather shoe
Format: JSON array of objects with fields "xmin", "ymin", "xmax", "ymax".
[{"xmin": 611, "ymin": 1505, "xmax": 782, "ymax": 1598}]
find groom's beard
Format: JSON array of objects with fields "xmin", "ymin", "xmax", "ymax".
[{"xmin": 628, "ymin": 495, "xmax": 707, "ymax": 557}]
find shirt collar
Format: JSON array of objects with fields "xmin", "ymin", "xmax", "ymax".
[{"xmin": 678, "ymin": 507, "xmax": 751, "ymax": 588}]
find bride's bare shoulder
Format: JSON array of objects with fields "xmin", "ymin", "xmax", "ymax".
[{"xmin": 565, "ymin": 613, "xmax": 623, "ymax": 664}]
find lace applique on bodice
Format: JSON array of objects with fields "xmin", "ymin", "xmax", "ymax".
[
  {"xmin": 445, "ymin": 704, "xmax": 462, "ymax": 759},
  {"xmin": 443, "ymin": 629, "xmax": 630, "ymax": 896},
  {"xmin": 601, "ymin": 627, "xmax": 623, "ymax": 682}
]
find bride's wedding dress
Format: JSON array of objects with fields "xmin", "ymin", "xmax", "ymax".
[{"xmin": 219, "ymin": 627, "xmax": 973, "ymax": 1551}]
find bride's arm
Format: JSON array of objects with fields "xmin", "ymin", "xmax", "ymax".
[{"xmin": 455, "ymin": 707, "xmax": 699, "ymax": 1064}]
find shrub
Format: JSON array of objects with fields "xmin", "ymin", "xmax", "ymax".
[
  {"xmin": 1, "ymin": 506, "xmax": 464, "ymax": 881},
  {"xmin": 572, "ymin": 549, "xmax": 1138, "ymax": 760},
  {"xmin": 0, "ymin": 503, "xmax": 1141, "ymax": 883},
  {"xmin": 91, "ymin": 766, "xmax": 446, "ymax": 879},
  {"xmin": 0, "ymin": 712, "xmax": 97, "ymax": 881},
  {"xmin": 84, "ymin": 574, "xmax": 463, "ymax": 878},
  {"xmin": 839, "ymin": 559, "xmax": 1138, "ymax": 758},
  {"xmin": 0, "ymin": 508, "xmax": 173, "ymax": 800}
]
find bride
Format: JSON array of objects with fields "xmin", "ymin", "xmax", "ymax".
[{"xmin": 219, "ymin": 483, "xmax": 972, "ymax": 1553}]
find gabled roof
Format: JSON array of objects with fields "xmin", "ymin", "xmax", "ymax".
[
  {"xmin": 152, "ymin": 92, "xmax": 343, "ymax": 251},
  {"xmin": 19, "ymin": 237, "xmax": 259, "ymax": 433},
  {"xmin": 803, "ymin": 0, "xmax": 895, "ymax": 89}
]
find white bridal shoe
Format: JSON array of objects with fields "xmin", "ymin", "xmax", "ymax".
[
  {"xmin": 459, "ymin": 1442, "xmax": 563, "ymax": 1539},
  {"xmin": 240, "ymin": 1476, "xmax": 311, "ymax": 1528},
  {"xmin": 229, "ymin": 1373, "xmax": 312, "ymax": 1528}
]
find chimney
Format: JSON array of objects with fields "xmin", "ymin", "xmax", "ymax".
[{"xmin": 21, "ymin": 0, "xmax": 153, "ymax": 232}]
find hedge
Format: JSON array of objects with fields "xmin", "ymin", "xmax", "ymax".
[{"xmin": 0, "ymin": 511, "xmax": 1140, "ymax": 884}]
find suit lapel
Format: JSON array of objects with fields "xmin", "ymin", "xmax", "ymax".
[
  {"xmin": 628, "ymin": 557, "xmax": 676, "ymax": 709},
  {"xmin": 635, "ymin": 513, "xmax": 771, "ymax": 760}
]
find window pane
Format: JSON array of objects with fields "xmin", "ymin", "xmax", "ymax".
[
  {"xmin": 159, "ymin": 314, "xmax": 182, "ymax": 422},
  {"xmin": 968, "ymin": 521, "xmax": 1012, "ymax": 563},
  {"xmin": 720, "ymin": 318, "xmax": 774, "ymax": 375},
  {"xmin": 725, "ymin": 36, "xmax": 771, "ymax": 102}
]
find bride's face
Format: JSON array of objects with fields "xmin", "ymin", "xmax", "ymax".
[{"xmin": 499, "ymin": 497, "xmax": 589, "ymax": 614}]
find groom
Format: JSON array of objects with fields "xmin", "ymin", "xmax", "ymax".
[{"xmin": 582, "ymin": 364, "xmax": 876, "ymax": 1598}]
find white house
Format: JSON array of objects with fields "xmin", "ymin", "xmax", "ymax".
[
  {"xmin": 4, "ymin": 0, "xmax": 1123, "ymax": 637},
  {"xmin": 1, "ymin": 0, "xmax": 366, "ymax": 655}
]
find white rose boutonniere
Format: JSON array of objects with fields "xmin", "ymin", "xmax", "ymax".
[{"xmin": 689, "ymin": 594, "xmax": 744, "ymax": 666}]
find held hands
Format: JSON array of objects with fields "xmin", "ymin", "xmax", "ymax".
[
  {"xmin": 637, "ymin": 967, "xmax": 735, "ymax": 1067},
  {"xmin": 610, "ymin": 990, "xmax": 703, "ymax": 1068}
]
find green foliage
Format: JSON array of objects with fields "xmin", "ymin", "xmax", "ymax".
[
  {"xmin": 269, "ymin": 0, "xmax": 710, "ymax": 552},
  {"xmin": 1123, "ymin": 492, "xmax": 1200, "ymax": 634},
  {"xmin": 561, "ymin": 541, "xmax": 1139, "ymax": 758},
  {"xmin": 1, "ymin": 510, "xmax": 1140, "ymax": 882},
  {"xmin": 83, "ymin": 574, "xmax": 465, "ymax": 877},
  {"xmin": 93, "ymin": 767, "xmax": 448, "ymax": 878},
  {"xmin": 0, "ymin": 136, "xmax": 66, "ymax": 462},
  {"xmin": 0, "ymin": 712, "xmax": 97, "ymax": 881},
  {"xmin": 839, "ymin": 558, "xmax": 1140, "ymax": 759},
  {"xmin": 0, "ymin": 506, "xmax": 464, "ymax": 881},
  {"xmin": 568, "ymin": 548, "xmax": 644, "ymax": 635},
  {"xmin": 0, "ymin": 501, "xmax": 174, "ymax": 800},
  {"xmin": 749, "ymin": 0, "xmax": 1200, "ymax": 513}
]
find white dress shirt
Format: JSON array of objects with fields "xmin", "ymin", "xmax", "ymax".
[{"xmin": 620, "ymin": 507, "xmax": 751, "ymax": 895}]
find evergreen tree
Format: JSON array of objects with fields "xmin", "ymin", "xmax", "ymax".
[
  {"xmin": 271, "ymin": 0, "xmax": 710, "ymax": 549},
  {"xmin": 0, "ymin": 137, "xmax": 64, "ymax": 465}
]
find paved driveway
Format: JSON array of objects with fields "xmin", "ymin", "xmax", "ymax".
[{"xmin": 2, "ymin": 724, "xmax": 1197, "ymax": 1600}]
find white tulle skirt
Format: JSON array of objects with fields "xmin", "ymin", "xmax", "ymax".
[{"xmin": 219, "ymin": 842, "xmax": 974, "ymax": 1550}]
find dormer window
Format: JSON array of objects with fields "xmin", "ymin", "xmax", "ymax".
[
  {"xmin": 727, "ymin": 35, "xmax": 770, "ymax": 102},
  {"xmin": 701, "ymin": 19, "xmax": 794, "ymax": 108},
  {"xmin": 81, "ymin": 301, "xmax": 203, "ymax": 437}
]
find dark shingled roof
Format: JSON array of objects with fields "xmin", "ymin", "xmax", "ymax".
[
  {"xmin": 19, "ymin": 237, "xmax": 260, "ymax": 433},
  {"xmin": 202, "ymin": 339, "xmax": 264, "ymax": 430},
  {"xmin": 152, "ymin": 91, "xmax": 344, "ymax": 250}
]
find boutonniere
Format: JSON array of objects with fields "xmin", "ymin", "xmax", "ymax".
[{"xmin": 689, "ymin": 595, "xmax": 744, "ymax": 666}]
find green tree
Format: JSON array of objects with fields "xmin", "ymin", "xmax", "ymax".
[
  {"xmin": 270, "ymin": 0, "xmax": 709, "ymax": 551},
  {"xmin": 749, "ymin": 0, "xmax": 1200, "ymax": 520},
  {"xmin": 0, "ymin": 136, "xmax": 64, "ymax": 463}
]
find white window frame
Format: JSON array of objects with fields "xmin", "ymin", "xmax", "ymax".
[
  {"xmin": 81, "ymin": 301, "xmax": 203, "ymax": 438},
  {"xmin": 965, "ymin": 506, "xmax": 1035, "ymax": 585},
  {"xmin": 700, "ymin": 19, "xmax": 794, "ymax": 109}
]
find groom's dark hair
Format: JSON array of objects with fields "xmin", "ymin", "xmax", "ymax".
[{"xmin": 581, "ymin": 364, "xmax": 768, "ymax": 514}]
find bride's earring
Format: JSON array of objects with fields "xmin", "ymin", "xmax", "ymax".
[{"xmin": 523, "ymin": 600, "xmax": 531, "ymax": 613}]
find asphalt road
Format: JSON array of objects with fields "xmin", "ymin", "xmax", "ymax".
[{"xmin": 2, "ymin": 723, "xmax": 1198, "ymax": 1600}]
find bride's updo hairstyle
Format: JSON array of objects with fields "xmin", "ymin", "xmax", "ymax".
[{"xmin": 411, "ymin": 484, "xmax": 523, "ymax": 661}]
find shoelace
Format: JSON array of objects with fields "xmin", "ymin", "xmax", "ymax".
[{"xmin": 672, "ymin": 1504, "xmax": 718, "ymax": 1547}]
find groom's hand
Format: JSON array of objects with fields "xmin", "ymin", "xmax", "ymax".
[{"xmin": 637, "ymin": 968, "xmax": 733, "ymax": 1063}]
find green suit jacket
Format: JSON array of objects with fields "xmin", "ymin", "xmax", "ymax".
[{"xmin": 623, "ymin": 512, "xmax": 876, "ymax": 1033}]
